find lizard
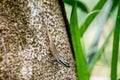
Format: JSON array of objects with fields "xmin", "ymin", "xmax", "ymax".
[{"xmin": 46, "ymin": 27, "xmax": 70, "ymax": 67}]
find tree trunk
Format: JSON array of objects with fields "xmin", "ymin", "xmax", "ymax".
[{"xmin": 0, "ymin": 0, "xmax": 76, "ymax": 80}]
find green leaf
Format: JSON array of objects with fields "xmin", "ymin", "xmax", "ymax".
[
  {"xmin": 111, "ymin": 1, "xmax": 120, "ymax": 80},
  {"xmin": 79, "ymin": 10, "xmax": 99, "ymax": 37},
  {"xmin": 64, "ymin": 0, "xmax": 88, "ymax": 13},
  {"xmin": 92, "ymin": 0, "xmax": 107, "ymax": 10},
  {"xmin": 88, "ymin": 1, "xmax": 113, "ymax": 64},
  {"xmin": 110, "ymin": 0, "xmax": 119, "ymax": 13},
  {"xmin": 70, "ymin": 2, "xmax": 89, "ymax": 80},
  {"xmin": 79, "ymin": 0, "xmax": 107, "ymax": 37},
  {"xmin": 89, "ymin": 28, "xmax": 114, "ymax": 72}
]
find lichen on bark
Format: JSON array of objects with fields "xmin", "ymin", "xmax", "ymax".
[{"xmin": 0, "ymin": 0, "xmax": 76, "ymax": 80}]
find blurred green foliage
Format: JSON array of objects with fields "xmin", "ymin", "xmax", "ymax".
[{"xmin": 64, "ymin": 0, "xmax": 120, "ymax": 80}]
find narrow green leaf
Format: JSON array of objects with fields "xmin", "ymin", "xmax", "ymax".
[
  {"xmin": 64, "ymin": 0, "xmax": 88, "ymax": 13},
  {"xmin": 89, "ymin": 29, "xmax": 114, "ymax": 72},
  {"xmin": 79, "ymin": 10, "xmax": 99, "ymax": 37},
  {"xmin": 110, "ymin": 0, "xmax": 119, "ymax": 13},
  {"xmin": 92, "ymin": 0, "xmax": 107, "ymax": 10},
  {"xmin": 79, "ymin": 0, "xmax": 107, "ymax": 37},
  {"xmin": 70, "ymin": 2, "xmax": 89, "ymax": 80},
  {"xmin": 88, "ymin": 1, "xmax": 113, "ymax": 64},
  {"xmin": 111, "ymin": 1, "xmax": 120, "ymax": 80}
]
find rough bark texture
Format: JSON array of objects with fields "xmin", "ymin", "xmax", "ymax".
[{"xmin": 0, "ymin": 0, "xmax": 76, "ymax": 80}]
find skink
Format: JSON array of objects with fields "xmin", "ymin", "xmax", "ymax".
[{"xmin": 46, "ymin": 28, "xmax": 70, "ymax": 67}]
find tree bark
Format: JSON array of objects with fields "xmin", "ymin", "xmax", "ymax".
[{"xmin": 0, "ymin": 0, "xmax": 76, "ymax": 80}]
